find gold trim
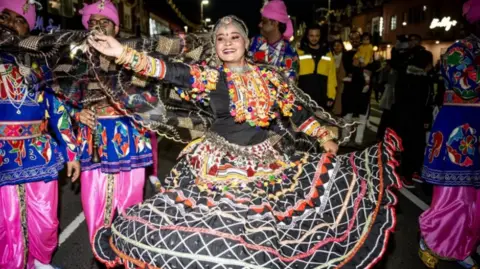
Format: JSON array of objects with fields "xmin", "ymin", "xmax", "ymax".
[
  {"xmin": 104, "ymin": 174, "xmax": 115, "ymax": 226},
  {"xmin": 17, "ymin": 184, "xmax": 28, "ymax": 269},
  {"xmin": 418, "ymin": 248, "xmax": 439, "ymax": 268}
]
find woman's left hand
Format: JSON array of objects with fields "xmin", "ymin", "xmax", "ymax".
[{"xmin": 322, "ymin": 140, "xmax": 339, "ymax": 155}]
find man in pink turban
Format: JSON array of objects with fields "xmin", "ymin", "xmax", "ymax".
[
  {"xmin": 79, "ymin": 0, "xmax": 120, "ymax": 36},
  {"xmin": 0, "ymin": 0, "xmax": 37, "ymax": 37},
  {"xmin": 248, "ymin": 0, "xmax": 298, "ymax": 81},
  {"xmin": 73, "ymin": 0, "xmax": 153, "ymax": 254},
  {"xmin": 418, "ymin": 0, "xmax": 480, "ymax": 268},
  {"xmin": 0, "ymin": 1, "xmax": 81, "ymax": 269}
]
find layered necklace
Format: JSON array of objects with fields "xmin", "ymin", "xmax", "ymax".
[
  {"xmin": 220, "ymin": 63, "xmax": 295, "ymax": 127},
  {"xmin": 0, "ymin": 64, "xmax": 30, "ymax": 114}
]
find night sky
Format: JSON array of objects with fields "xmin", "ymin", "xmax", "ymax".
[{"xmin": 146, "ymin": 0, "xmax": 348, "ymax": 36}]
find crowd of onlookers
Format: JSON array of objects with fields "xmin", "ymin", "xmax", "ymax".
[{"xmin": 296, "ymin": 25, "xmax": 447, "ymax": 189}]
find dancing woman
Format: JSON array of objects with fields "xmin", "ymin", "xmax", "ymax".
[{"xmin": 87, "ymin": 16, "xmax": 402, "ymax": 269}]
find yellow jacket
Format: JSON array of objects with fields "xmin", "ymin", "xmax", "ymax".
[{"xmin": 297, "ymin": 49, "xmax": 337, "ymax": 100}]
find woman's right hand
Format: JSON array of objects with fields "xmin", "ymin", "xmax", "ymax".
[
  {"xmin": 79, "ymin": 109, "xmax": 96, "ymax": 129},
  {"xmin": 87, "ymin": 33, "xmax": 124, "ymax": 58}
]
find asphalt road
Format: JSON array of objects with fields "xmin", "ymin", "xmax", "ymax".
[{"xmin": 50, "ymin": 102, "xmax": 474, "ymax": 269}]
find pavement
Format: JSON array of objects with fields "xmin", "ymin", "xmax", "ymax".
[{"xmin": 50, "ymin": 99, "xmax": 476, "ymax": 269}]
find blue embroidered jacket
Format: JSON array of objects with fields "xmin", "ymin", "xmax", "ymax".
[
  {"xmin": 0, "ymin": 53, "xmax": 79, "ymax": 187},
  {"xmin": 66, "ymin": 87, "xmax": 153, "ymax": 174}
]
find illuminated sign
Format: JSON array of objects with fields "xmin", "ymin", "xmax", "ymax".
[{"xmin": 430, "ymin": 17, "xmax": 457, "ymax": 31}]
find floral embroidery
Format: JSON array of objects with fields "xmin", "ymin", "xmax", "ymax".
[
  {"xmin": 8, "ymin": 140, "xmax": 26, "ymax": 166},
  {"xmin": 459, "ymin": 135, "xmax": 475, "ymax": 155},
  {"xmin": 442, "ymin": 37, "xmax": 480, "ymax": 103},
  {"xmin": 446, "ymin": 124, "xmax": 477, "ymax": 167},
  {"xmin": 248, "ymin": 35, "xmax": 299, "ymax": 80},
  {"xmin": 97, "ymin": 125, "xmax": 108, "ymax": 159},
  {"xmin": 428, "ymin": 131, "xmax": 444, "ymax": 163},
  {"xmin": 131, "ymin": 122, "xmax": 151, "ymax": 153},
  {"xmin": 112, "ymin": 121, "xmax": 130, "ymax": 158},
  {"xmin": 30, "ymin": 136, "xmax": 52, "ymax": 163},
  {"xmin": 0, "ymin": 142, "xmax": 8, "ymax": 167}
]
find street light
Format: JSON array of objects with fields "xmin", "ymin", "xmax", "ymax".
[
  {"xmin": 205, "ymin": 18, "xmax": 211, "ymax": 23},
  {"xmin": 201, "ymin": 0, "xmax": 209, "ymax": 25}
]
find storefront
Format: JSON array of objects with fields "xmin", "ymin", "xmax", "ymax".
[{"xmin": 149, "ymin": 13, "xmax": 172, "ymax": 36}]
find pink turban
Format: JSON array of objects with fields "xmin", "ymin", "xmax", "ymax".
[
  {"xmin": 463, "ymin": 0, "xmax": 480, "ymax": 23},
  {"xmin": 79, "ymin": 0, "xmax": 119, "ymax": 30},
  {"xmin": 261, "ymin": 0, "xmax": 294, "ymax": 40},
  {"xmin": 0, "ymin": 0, "xmax": 37, "ymax": 31}
]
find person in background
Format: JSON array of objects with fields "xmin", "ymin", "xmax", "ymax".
[
  {"xmin": 376, "ymin": 60, "xmax": 395, "ymax": 140},
  {"xmin": 72, "ymin": 0, "xmax": 153, "ymax": 250},
  {"xmin": 341, "ymin": 31, "xmax": 371, "ymax": 146},
  {"xmin": 373, "ymin": 59, "xmax": 388, "ymax": 102},
  {"xmin": 249, "ymin": 0, "xmax": 298, "ymax": 81},
  {"xmin": 297, "ymin": 24, "xmax": 336, "ymax": 109},
  {"xmin": 390, "ymin": 34, "xmax": 411, "ymax": 73},
  {"xmin": 393, "ymin": 48, "xmax": 434, "ymax": 189},
  {"xmin": 355, "ymin": 32, "xmax": 374, "ymax": 93},
  {"xmin": 418, "ymin": 1, "xmax": 480, "ymax": 267},
  {"xmin": 332, "ymin": 39, "xmax": 346, "ymax": 116},
  {"xmin": 0, "ymin": 1, "xmax": 80, "ymax": 268}
]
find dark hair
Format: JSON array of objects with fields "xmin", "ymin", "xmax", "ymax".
[
  {"xmin": 300, "ymin": 23, "xmax": 328, "ymax": 50},
  {"xmin": 332, "ymin": 39, "xmax": 345, "ymax": 51},
  {"xmin": 408, "ymin": 34, "xmax": 422, "ymax": 41},
  {"xmin": 410, "ymin": 49, "xmax": 433, "ymax": 69},
  {"xmin": 303, "ymin": 24, "xmax": 323, "ymax": 40},
  {"xmin": 361, "ymin": 32, "xmax": 372, "ymax": 41},
  {"xmin": 278, "ymin": 21, "xmax": 287, "ymax": 34}
]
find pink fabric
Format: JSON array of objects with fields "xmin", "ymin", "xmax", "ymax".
[
  {"xmin": 261, "ymin": 0, "xmax": 294, "ymax": 39},
  {"xmin": 150, "ymin": 131, "xmax": 158, "ymax": 177},
  {"xmin": 79, "ymin": 0, "xmax": 119, "ymax": 30},
  {"xmin": 81, "ymin": 168, "xmax": 145, "ymax": 243},
  {"xmin": 419, "ymin": 185, "xmax": 480, "ymax": 260},
  {"xmin": 463, "ymin": 0, "xmax": 480, "ymax": 23},
  {"xmin": 0, "ymin": 0, "xmax": 37, "ymax": 31},
  {"xmin": 0, "ymin": 181, "xmax": 59, "ymax": 269}
]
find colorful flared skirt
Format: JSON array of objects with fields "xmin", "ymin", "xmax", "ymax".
[{"xmin": 93, "ymin": 130, "xmax": 402, "ymax": 269}]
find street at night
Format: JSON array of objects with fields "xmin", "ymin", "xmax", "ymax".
[{"xmin": 1, "ymin": 0, "xmax": 480, "ymax": 268}]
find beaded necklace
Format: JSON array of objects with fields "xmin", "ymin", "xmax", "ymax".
[
  {"xmin": 220, "ymin": 63, "xmax": 295, "ymax": 127},
  {"xmin": 0, "ymin": 64, "xmax": 29, "ymax": 114}
]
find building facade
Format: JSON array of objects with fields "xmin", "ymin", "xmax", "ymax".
[{"xmin": 342, "ymin": 0, "xmax": 465, "ymax": 62}]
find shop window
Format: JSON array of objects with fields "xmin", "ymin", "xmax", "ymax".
[
  {"xmin": 390, "ymin": 15, "xmax": 397, "ymax": 30},
  {"xmin": 408, "ymin": 6, "xmax": 427, "ymax": 24},
  {"xmin": 48, "ymin": 0, "xmax": 74, "ymax": 17},
  {"xmin": 149, "ymin": 18, "xmax": 170, "ymax": 36}
]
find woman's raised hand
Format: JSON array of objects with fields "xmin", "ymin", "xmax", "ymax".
[{"xmin": 87, "ymin": 33, "xmax": 124, "ymax": 58}]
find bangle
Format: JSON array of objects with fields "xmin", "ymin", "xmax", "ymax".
[{"xmin": 115, "ymin": 46, "xmax": 129, "ymax": 65}]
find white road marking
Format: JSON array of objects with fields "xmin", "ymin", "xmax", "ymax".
[
  {"xmin": 367, "ymin": 121, "xmax": 378, "ymax": 133},
  {"xmin": 398, "ymin": 188, "xmax": 430, "ymax": 211},
  {"xmin": 58, "ymin": 212, "xmax": 85, "ymax": 246},
  {"xmin": 369, "ymin": 116, "xmax": 381, "ymax": 126}
]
